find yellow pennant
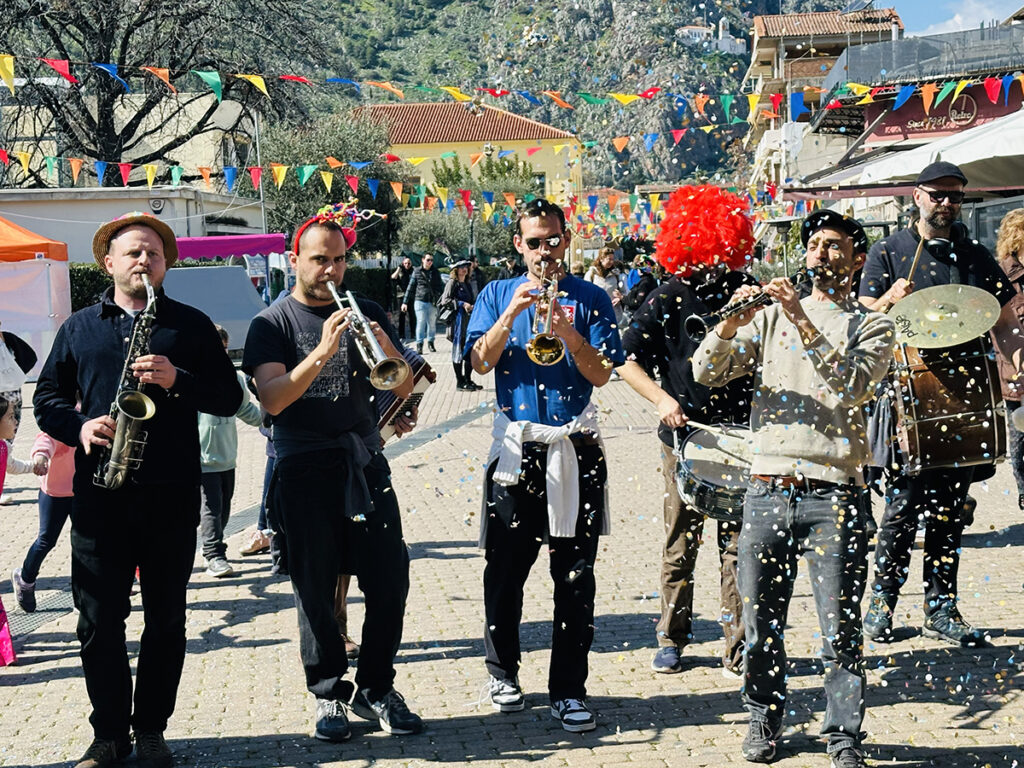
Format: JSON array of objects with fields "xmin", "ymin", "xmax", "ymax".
[
  {"xmin": 439, "ymin": 86, "xmax": 472, "ymax": 102},
  {"xmin": 235, "ymin": 74, "xmax": 270, "ymax": 98},
  {"xmin": 952, "ymin": 79, "xmax": 972, "ymax": 102},
  {"xmin": 553, "ymin": 144, "xmax": 567, "ymax": 154},
  {"xmin": 16, "ymin": 150, "xmax": 30, "ymax": 174},
  {"xmin": 650, "ymin": 193, "xmax": 661, "ymax": 212},
  {"xmin": 609, "ymin": 93, "xmax": 640, "ymax": 105},
  {"xmin": 320, "ymin": 171, "xmax": 334, "ymax": 193},
  {"xmin": 845, "ymin": 82, "xmax": 871, "ymax": 96},
  {"xmin": 144, "ymin": 164, "xmax": 158, "ymax": 188},
  {"xmin": 746, "ymin": 93, "xmax": 759, "ymax": 119},
  {"xmin": 0, "ymin": 55, "xmax": 14, "ymax": 95},
  {"xmin": 434, "ymin": 186, "xmax": 448, "ymax": 204},
  {"xmin": 483, "ymin": 203, "xmax": 494, "ymax": 219},
  {"xmin": 699, "ymin": 125, "xmax": 715, "ymax": 133},
  {"xmin": 406, "ymin": 157, "xmax": 428, "ymax": 166},
  {"xmin": 270, "ymin": 163, "xmax": 289, "ymax": 188}
]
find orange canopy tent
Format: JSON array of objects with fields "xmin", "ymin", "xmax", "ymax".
[{"xmin": 0, "ymin": 215, "xmax": 68, "ymax": 262}]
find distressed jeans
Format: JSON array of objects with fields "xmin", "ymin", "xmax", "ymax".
[
  {"xmin": 739, "ymin": 478, "xmax": 868, "ymax": 754},
  {"xmin": 413, "ymin": 300, "xmax": 437, "ymax": 346}
]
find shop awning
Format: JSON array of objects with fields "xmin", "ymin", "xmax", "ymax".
[{"xmin": 176, "ymin": 233, "xmax": 287, "ymax": 261}]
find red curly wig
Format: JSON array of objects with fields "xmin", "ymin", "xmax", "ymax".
[{"xmin": 654, "ymin": 185, "xmax": 754, "ymax": 276}]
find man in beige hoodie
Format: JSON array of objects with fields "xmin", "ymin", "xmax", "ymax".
[{"xmin": 694, "ymin": 210, "xmax": 894, "ymax": 768}]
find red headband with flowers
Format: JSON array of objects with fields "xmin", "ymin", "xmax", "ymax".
[
  {"xmin": 292, "ymin": 201, "xmax": 358, "ymax": 254},
  {"xmin": 654, "ymin": 185, "xmax": 753, "ymax": 276}
]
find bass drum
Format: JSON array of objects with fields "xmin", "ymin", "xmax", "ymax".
[
  {"xmin": 892, "ymin": 340, "xmax": 1006, "ymax": 475},
  {"xmin": 675, "ymin": 424, "xmax": 752, "ymax": 522}
]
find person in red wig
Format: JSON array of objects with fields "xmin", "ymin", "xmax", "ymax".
[{"xmin": 619, "ymin": 185, "xmax": 757, "ymax": 678}]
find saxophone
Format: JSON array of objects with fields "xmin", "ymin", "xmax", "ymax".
[{"xmin": 93, "ymin": 274, "xmax": 158, "ymax": 490}]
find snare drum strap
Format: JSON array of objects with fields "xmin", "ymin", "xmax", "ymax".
[{"xmin": 489, "ymin": 403, "xmax": 604, "ymax": 538}]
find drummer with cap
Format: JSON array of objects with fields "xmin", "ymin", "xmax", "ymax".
[
  {"xmin": 693, "ymin": 209, "xmax": 893, "ymax": 767},
  {"xmin": 859, "ymin": 161, "xmax": 1014, "ymax": 648}
]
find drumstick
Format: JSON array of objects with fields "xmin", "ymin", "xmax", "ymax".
[
  {"xmin": 683, "ymin": 420, "xmax": 753, "ymax": 463},
  {"xmin": 905, "ymin": 236, "xmax": 925, "ymax": 286}
]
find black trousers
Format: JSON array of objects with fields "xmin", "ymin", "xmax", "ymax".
[
  {"xmin": 273, "ymin": 449, "xmax": 409, "ymax": 700},
  {"xmin": 70, "ymin": 481, "xmax": 200, "ymax": 741},
  {"xmin": 872, "ymin": 466, "xmax": 973, "ymax": 613},
  {"xmin": 483, "ymin": 441, "xmax": 606, "ymax": 701},
  {"xmin": 199, "ymin": 469, "xmax": 235, "ymax": 560}
]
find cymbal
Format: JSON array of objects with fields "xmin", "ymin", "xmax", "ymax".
[{"xmin": 886, "ymin": 284, "xmax": 1000, "ymax": 348}]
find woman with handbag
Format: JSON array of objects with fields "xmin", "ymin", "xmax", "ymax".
[{"xmin": 440, "ymin": 261, "xmax": 482, "ymax": 391}]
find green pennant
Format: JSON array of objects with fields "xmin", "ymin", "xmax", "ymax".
[
  {"xmin": 629, "ymin": 194, "xmax": 638, "ymax": 208},
  {"xmin": 524, "ymin": 193, "xmax": 536, "ymax": 203},
  {"xmin": 170, "ymin": 166, "xmax": 184, "ymax": 186},
  {"xmin": 933, "ymin": 81, "xmax": 957, "ymax": 108},
  {"xmin": 583, "ymin": 140, "xmax": 599, "ymax": 148},
  {"xmin": 296, "ymin": 164, "xmax": 318, "ymax": 186},
  {"xmin": 440, "ymin": 151, "xmax": 457, "ymax": 159},
  {"xmin": 44, "ymin": 156, "xmax": 56, "ymax": 180},
  {"xmin": 731, "ymin": 115, "xmax": 745, "ymax": 123},
  {"xmin": 576, "ymin": 92, "xmax": 610, "ymax": 105},
  {"xmin": 415, "ymin": 184, "xmax": 426, "ymax": 196},
  {"xmin": 191, "ymin": 70, "xmax": 222, "ymax": 102},
  {"xmin": 720, "ymin": 94, "xmax": 734, "ymax": 118},
  {"xmin": 409, "ymin": 85, "xmax": 444, "ymax": 94}
]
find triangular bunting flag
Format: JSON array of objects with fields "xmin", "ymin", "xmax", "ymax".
[
  {"xmin": 553, "ymin": 144, "xmax": 567, "ymax": 154},
  {"xmin": 68, "ymin": 157, "xmax": 83, "ymax": 184},
  {"xmin": 270, "ymin": 163, "xmax": 289, "ymax": 189},
  {"xmin": 515, "ymin": 91, "xmax": 543, "ymax": 105},
  {"xmin": 406, "ymin": 157, "xmax": 428, "ymax": 166},
  {"xmin": 746, "ymin": 93, "xmax": 759, "ymax": 119},
  {"xmin": 345, "ymin": 175, "xmax": 359, "ymax": 194},
  {"xmin": 280, "ymin": 74, "xmax": 314, "ymax": 87},
  {"xmin": 504, "ymin": 192, "xmax": 517, "ymax": 208},
  {"xmin": 44, "ymin": 156, "xmax": 56, "ymax": 180},
  {"xmin": 367, "ymin": 81, "xmax": 404, "ymax": 99},
  {"xmin": 0, "ymin": 55, "xmax": 14, "ymax": 95},
  {"xmin": 14, "ymin": 151, "xmax": 29, "ymax": 174},
  {"xmin": 460, "ymin": 189, "xmax": 472, "ymax": 214},
  {"xmin": 91, "ymin": 63, "xmax": 131, "ymax": 92},
  {"xmin": 576, "ymin": 92, "xmax": 610, "ymax": 105},
  {"xmin": 143, "ymin": 164, "xmax": 157, "ymax": 189},
  {"xmin": 607, "ymin": 194, "xmax": 619, "ymax": 212},
  {"xmin": 94, "ymin": 160, "xmax": 108, "ymax": 185},
  {"xmin": 700, "ymin": 125, "xmax": 715, "ymax": 133},
  {"xmin": 235, "ymin": 74, "xmax": 269, "ymax": 98},
  {"xmin": 953, "ymin": 79, "xmax": 971, "ymax": 103},
  {"xmin": 720, "ymin": 94, "xmax": 734, "ymax": 118},
  {"xmin": 643, "ymin": 133, "xmax": 658, "ymax": 151},
  {"xmin": 367, "ymin": 179, "xmax": 380, "ymax": 198},
  {"xmin": 671, "ymin": 129, "xmax": 686, "ymax": 145},
  {"xmin": 526, "ymin": 147, "xmax": 542, "ymax": 156},
  {"xmin": 191, "ymin": 70, "xmax": 222, "ymax": 101},
  {"xmin": 1002, "ymin": 74, "xmax": 1015, "ymax": 105},
  {"xmin": 325, "ymin": 156, "xmax": 344, "ymax": 169},
  {"xmin": 439, "ymin": 86, "xmax": 471, "ymax": 102},
  {"xmin": 470, "ymin": 152, "xmax": 483, "ymax": 166},
  {"xmin": 435, "ymin": 186, "xmax": 448, "ymax": 205},
  {"xmin": 296, "ymin": 165, "xmax": 317, "ymax": 186},
  {"xmin": 983, "ymin": 77, "xmax": 1001, "ymax": 104},
  {"xmin": 638, "ymin": 87, "xmax": 661, "ymax": 99},
  {"xmin": 198, "ymin": 166, "xmax": 213, "ymax": 188},
  {"xmin": 609, "ymin": 93, "xmax": 640, "ymax": 105},
  {"xmin": 118, "ymin": 162, "xmax": 132, "ymax": 186},
  {"xmin": 223, "ymin": 165, "xmax": 237, "ymax": 191},
  {"xmin": 390, "ymin": 181, "xmax": 403, "ymax": 199},
  {"xmin": 694, "ymin": 93, "xmax": 711, "ymax": 116},
  {"xmin": 325, "ymin": 78, "xmax": 361, "ymax": 93},
  {"xmin": 541, "ymin": 91, "xmax": 574, "ymax": 109},
  {"xmin": 769, "ymin": 93, "xmax": 785, "ymax": 112},
  {"xmin": 497, "ymin": 149, "xmax": 515, "ymax": 158},
  {"xmin": 892, "ymin": 84, "xmax": 916, "ymax": 110},
  {"xmin": 141, "ymin": 67, "xmax": 177, "ymax": 93},
  {"xmin": 482, "ymin": 191, "xmax": 494, "ymax": 205},
  {"xmin": 39, "ymin": 58, "xmax": 78, "ymax": 84},
  {"xmin": 170, "ymin": 165, "xmax": 183, "ymax": 187},
  {"xmin": 248, "ymin": 166, "xmax": 262, "ymax": 190},
  {"xmin": 789, "ymin": 92, "xmax": 809, "ymax": 119},
  {"xmin": 612, "ymin": 136, "xmax": 629, "ymax": 152},
  {"xmin": 320, "ymin": 171, "xmax": 333, "ymax": 193}
]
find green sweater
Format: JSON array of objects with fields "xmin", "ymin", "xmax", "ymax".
[
  {"xmin": 198, "ymin": 371, "xmax": 263, "ymax": 473},
  {"xmin": 693, "ymin": 295, "xmax": 895, "ymax": 485}
]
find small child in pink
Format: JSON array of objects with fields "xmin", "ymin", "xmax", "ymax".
[{"xmin": 10, "ymin": 415, "xmax": 75, "ymax": 613}]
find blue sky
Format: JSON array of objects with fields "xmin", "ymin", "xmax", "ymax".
[{"xmin": 894, "ymin": 0, "xmax": 1021, "ymax": 35}]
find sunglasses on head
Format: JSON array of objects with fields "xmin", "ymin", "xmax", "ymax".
[
  {"xmin": 918, "ymin": 187, "xmax": 965, "ymax": 205},
  {"xmin": 523, "ymin": 235, "xmax": 564, "ymax": 250}
]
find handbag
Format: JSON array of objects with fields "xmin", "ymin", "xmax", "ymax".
[
  {"xmin": 437, "ymin": 303, "xmax": 455, "ymax": 325},
  {"xmin": 0, "ymin": 594, "xmax": 16, "ymax": 666}
]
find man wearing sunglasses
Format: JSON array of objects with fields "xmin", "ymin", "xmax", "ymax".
[
  {"xmin": 859, "ymin": 161, "xmax": 1013, "ymax": 648},
  {"xmin": 465, "ymin": 198, "xmax": 624, "ymax": 733}
]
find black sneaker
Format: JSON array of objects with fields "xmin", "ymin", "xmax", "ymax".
[
  {"xmin": 741, "ymin": 718, "xmax": 782, "ymax": 762},
  {"xmin": 863, "ymin": 592, "xmax": 895, "ymax": 642},
  {"xmin": 550, "ymin": 697, "xmax": 596, "ymax": 733},
  {"xmin": 350, "ymin": 687, "xmax": 424, "ymax": 735},
  {"xmin": 314, "ymin": 698, "xmax": 352, "ymax": 742},
  {"xmin": 133, "ymin": 731, "xmax": 173, "ymax": 768},
  {"xmin": 428, "ymin": 341, "xmax": 436, "ymax": 352},
  {"xmin": 488, "ymin": 675, "xmax": 526, "ymax": 712},
  {"xmin": 1018, "ymin": 493, "xmax": 1024, "ymax": 511},
  {"xmin": 75, "ymin": 737, "xmax": 132, "ymax": 768},
  {"xmin": 923, "ymin": 604, "xmax": 992, "ymax": 647},
  {"xmin": 830, "ymin": 746, "xmax": 867, "ymax": 768},
  {"xmin": 11, "ymin": 567, "xmax": 36, "ymax": 612}
]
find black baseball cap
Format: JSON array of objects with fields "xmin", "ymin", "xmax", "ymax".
[
  {"xmin": 915, "ymin": 161, "xmax": 968, "ymax": 186},
  {"xmin": 800, "ymin": 210, "xmax": 869, "ymax": 255}
]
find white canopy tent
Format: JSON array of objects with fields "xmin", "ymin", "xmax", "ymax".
[{"xmin": 859, "ymin": 108, "xmax": 1024, "ymax": 189}]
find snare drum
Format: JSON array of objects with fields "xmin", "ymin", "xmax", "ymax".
[
  {"xmin": 892, "ymin": 340, "xmax": 1006, "ymax": 475},
  {"xmin": 675, "ymin": 424, "xmax": 752, "ymax": 522}
]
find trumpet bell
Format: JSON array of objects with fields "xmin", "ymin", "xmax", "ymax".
[
  {"xmin": 525, "ymin": 334, "xmax": 565, "ymax": 366},
  {"xmin": 370, "ymin": 357, "xmax": 412, "ymax": 390}
]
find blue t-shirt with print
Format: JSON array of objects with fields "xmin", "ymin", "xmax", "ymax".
[{"xmin": 464, "ymin": 274, "xmax": 625, "ymax": 426}]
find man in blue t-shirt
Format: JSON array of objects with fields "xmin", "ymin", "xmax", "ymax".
[
  {"xmin": 464, "ymin": 199, "xmax": 625, "ymax": 733},
  {"xmin": 243, "ymin": 215, "xmax": 423, "ymax": 743}
]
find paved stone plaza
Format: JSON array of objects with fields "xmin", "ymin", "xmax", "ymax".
[{"xmin": 1, "ymin": 340, "xmax": 1021, "ymax": 767}]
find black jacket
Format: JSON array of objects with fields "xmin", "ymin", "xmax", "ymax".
[{"xmin": 403, "ymin": 266, "xmax": 444, "ymax": 305}]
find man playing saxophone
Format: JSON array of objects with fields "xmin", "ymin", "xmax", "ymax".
[
  {"xmin": 466, "ymin": 199, "xmax": 624, "ymax": 732},
  {"xmin": 34, "ymin": 213, "xmax": 242, "ymax": 768}
]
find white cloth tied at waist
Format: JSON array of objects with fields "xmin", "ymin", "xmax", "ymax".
[{"xmin": 488, "ymin": 402, "xmax": 602, "ymax": 538}]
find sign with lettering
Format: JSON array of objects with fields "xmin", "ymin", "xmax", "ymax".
[{"xmin": 865, "ymin": 83, "xmax": 1020, "ymax": 144}]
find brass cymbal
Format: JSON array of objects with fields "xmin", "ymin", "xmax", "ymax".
[{"xmin": 886, "ymin": 284, "xmax": 1000, "ymax": 348}]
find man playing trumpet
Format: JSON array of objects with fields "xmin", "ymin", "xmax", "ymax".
[
  {"xmin": 694, "ymin": 211, "xmax": 894, "ymax": 767},
  {"xmin": 466, "ymin": 199, "xmax": 624, "ymax": 732},
  {"xmin": 243, "ymin": 207, "xmax": 422, "ymax": 743}
]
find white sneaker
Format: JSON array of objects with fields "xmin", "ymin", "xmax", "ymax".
[
  {"xmin": 550, "ymin": 697, "xmax": 596, "ymax": 732},
  {"xmin": 488, "ymin": 676, "xmax": 525, "ymax": 712},
  {"xmin": 205, "ymin": 557, "xmax": 235, "ymax": 578}
]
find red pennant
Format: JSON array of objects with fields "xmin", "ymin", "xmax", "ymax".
[
  {"xmin": 279, "ymin": 74, "xmax": 314, "ymax": 86},
  {"xmin": 460, "ymin": 189, "xmax": 472, "ymax": 215},
  {"xmin": 638, "ymin": 87, "xmax": 661, "ymax": 99},
  {"xmin": 247, "ymin": 166, "xmax": 263, "ymax": 189},
  {"xmin": 769, "ymin": 93, "xmax": 784, "ymax": 112},
  {"xmin": 379, "ymin": 153, "xmax": 402, "ymax": 163},
  {"xmin": 118, "ymin": 162, "xmax": 132, "ymax": 186},
  {"xmin": 824, "ymin": 99, "xmax": 843, "ymax": 110},
  {"xmin": 671, "ymin": 129, "xmax": 686, "ymax": 145},
  {"xmin": 526, "ymin": 147, "xmax": 542, "ymax": 156},
  {"xmin": 345, "ymin": 175, "xmax": 359, "ymax": 194},
  {"xmin": 984, "ymin": 76, "xmax": 1002, "ymax": 104},
  {"xmin": 476, "ymin": 87, "xmax": 510, "ymax": 97},
  {"xmin": 39, "ymin": 58, "xmax": 79, "ymax": 84},
  {"xmin": 0, "ymin": 149, "xmax": 8, "ymax": 165}
]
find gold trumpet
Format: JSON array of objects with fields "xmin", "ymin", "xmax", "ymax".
[
  {"xmin": 525, "ymin": 277, "xmax": 566, "ymax": 366},
  {"xmin": 325, "ymin": 283, "xmax": 411, "ymax": 390}
]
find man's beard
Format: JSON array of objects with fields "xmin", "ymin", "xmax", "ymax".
[
  {"xmin": 924, "ymin": 207, "xmax": 956, "ymax": 230},
  {"xmin": 301, "ymin": 277, "xmax": 334, "ymax": 302},
  {"xmin": 114, "ymin": 270, "xmax": 154, "ymax": 299}
]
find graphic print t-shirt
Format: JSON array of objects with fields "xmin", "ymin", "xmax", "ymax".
[{"xmin": 243, "ymin": 294, "xmax": 401, "ymax": 458}]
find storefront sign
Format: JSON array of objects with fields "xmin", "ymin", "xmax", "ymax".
[{"xmin": 865, "ymin": 83, "xmax": 1020, "ymax": 144}]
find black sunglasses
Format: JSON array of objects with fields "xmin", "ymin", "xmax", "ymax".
[
  {"xmin": 918, "ymin": 187, "xmax": 965, "ymax": 205},
  {"xmin": 523, "ymin": 235, "xmax": 564, "ymax": 250}
]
